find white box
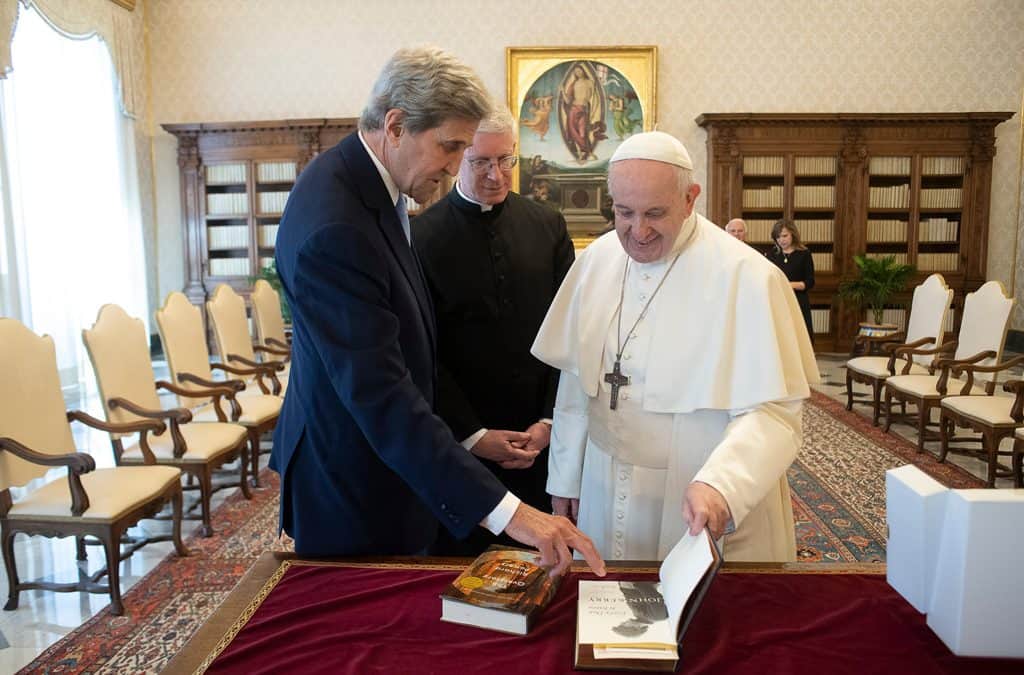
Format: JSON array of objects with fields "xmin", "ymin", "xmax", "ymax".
[
  {"xmin": 926, "ymin": 489, "xmax": 1024, "ymax": 658},
  {"xmin": 885, "ymin": 466, "xmax": 948, "ymax": 613}
]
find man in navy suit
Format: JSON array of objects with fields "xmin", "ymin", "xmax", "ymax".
[{"xmin": 270, "ymin": 46, "xmax": 604, "ymax": 576}]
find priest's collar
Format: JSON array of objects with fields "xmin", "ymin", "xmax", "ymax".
[
  {"xmin": 454, "ymin": 182, "xmax": 503, "ymax": 213},
  {"xmin": 357, "ymin": 130, "xmax": 401, "ymax": 208}
]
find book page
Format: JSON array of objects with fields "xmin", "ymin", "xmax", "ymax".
[
  {"xmin": 578, "ymin": 580, "xmax": 677, "ymax": 659},
  {"xmin": 659, "ymin": 529, "xmax": 714, "ymax": 631}
]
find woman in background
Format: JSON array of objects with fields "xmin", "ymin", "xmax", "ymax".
[{"xmin": 766, "ymin": 219, "xmax": 815, "ymax": 339}]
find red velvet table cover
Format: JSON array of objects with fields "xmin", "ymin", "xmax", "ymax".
[{"xmin": 204, "ymin": 562, "xmax": 1020, "ymax": 674}]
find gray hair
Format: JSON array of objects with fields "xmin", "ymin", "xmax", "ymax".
[
  {"xmin": 359, "ymin": 46, "xmax": 492, "ymax": 134},
  {"xmin": 476, "ymin": 105, "xmax": 516, "ymax": 137}
]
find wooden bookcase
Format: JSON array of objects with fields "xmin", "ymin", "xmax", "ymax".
[
  {"xmin": 162, "ymin": 118, "xmax": 360, "ymax": 306},
  {"xmin": 695, "ymin": 112, "xmax": 1014, "ymax": 351}
]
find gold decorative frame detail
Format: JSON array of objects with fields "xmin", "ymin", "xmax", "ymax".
[
  {"xmin": 110, "ymin": 0, "xmax": 136, "ymax": 10},
  {"xmin": 507, "ymin": 46, "xmax": 657, "ymax": 246}
]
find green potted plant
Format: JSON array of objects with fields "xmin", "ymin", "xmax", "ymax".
[{"xmin": 838, "ymin": 254, "xmax": 916, "ymax": 333}]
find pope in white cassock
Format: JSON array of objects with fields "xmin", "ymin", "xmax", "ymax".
[{"xmin": 531, "ymin": 131, "xmax": 819, "ymax": 562}]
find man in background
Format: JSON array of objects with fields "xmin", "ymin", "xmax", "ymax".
[
  {"xmin": 725, "ymin": 218, "xmax": 748, "ymax": 242},
  {"xmin": 271, "ymin": 46, "xmax": 603, "ymax": 576},
  {"xmin": 413, "ymin": 107, "xmax": 575, "ymax": 555}
]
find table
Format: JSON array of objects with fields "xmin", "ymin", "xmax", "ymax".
[{"xmin": 165, "ymin": 553, "xmax": 1020, "ymax": 674}]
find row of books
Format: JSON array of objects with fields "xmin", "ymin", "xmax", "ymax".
[
  {"xmin": 869, "ymin": 156, "xmax": 912, "ymax": 176},
  {"xmin": 794, "ymin": 156, "xmax": 837, "ymax": 176},
  {"xmin": 867, "ymin": 219, "xmax": 908, "ymax": 242},
  {"xmin": 920, "ymin": 188, "xmax": 962, "ymax": 209},
  {"xmin": 258, "ymin": 191, "xmax": 290, "ymax": 214},
  {"xmin": 207, "ymin": 192, "xmax": 248, "ymax": 216},
  {"xmin": 206, "ymin": 163, "xmax": 246, "ymax": 185},
  {"xmin": 207, "ymin": 225, "xmax": 249, "ymax": 250},
  {"xmin": 742, "ymin": 185, "xmax": 784, "ymax": 208},
  {"xmin": 743, "ymin": 219, "xmax": 834, "ymax": 244},
  {"xmin": 209, "ymin": 258, "xmax": 251, "ymax": 276},
  {"xmin": 811, "ymin": 252, "xmax": 833, "ymax": 272},
  {"xmin": 793, "ymin": 185, "xmax": 835, "ymax": 209},
  {"xmin": 918, "ymin": 253, "xmax": 960, "ymax": 272},
  {"xmin": 921, "ymin": 156, "xmax": 964, "ymax": 176},
  {"xmin": 867, "ymin": 251, "xmax": 909, "ymax": 264},
  {"xmin": 869, "ymin": 184, "xmax": 910, "ymax": 209},
  {"xmin": 919, "ymin": 218, "xmax": 959, "ymax": 242},
  {"xmin": 742, "ymin": 155, "xmax": 784, "ymax": 176},
  {"xmin": 810, "ymin": 308, "xmax": 830, "ymax": 334},
  {"xmin": 257, "ymin": 161, "xmax": 297, "ymax": 183},
  {"xmin": 259, "ymin": 224, "xmax": 279, "ymax": 247}
]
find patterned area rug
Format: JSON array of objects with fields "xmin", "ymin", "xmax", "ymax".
[
  {"xmin": 791, "ymin": 391, "xmax": 984, "ymax": 563},
  {"xmin": 21, "ymin": 392, "xmax": 986, "ymax": 673}
]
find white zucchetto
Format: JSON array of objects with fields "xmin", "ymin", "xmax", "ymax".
[{"xmin": 609, "ymin": 131, "xmax": 693, "ymax": 170}]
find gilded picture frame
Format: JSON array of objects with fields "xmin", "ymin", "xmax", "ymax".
[{"xmin": 507, "ymin": 46, "xmax": 657, "ymax": 246}]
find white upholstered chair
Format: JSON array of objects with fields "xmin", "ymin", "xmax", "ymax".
[
  {"xmin": 845, "ymin": 274, "xmax": 953, "ymax": 425},
  {"xmin": 250, "ymin": 279, "xmax": 291, "ymax": 355},
  {"xmin": 0, "ymin": 318, "xmax": 186, "ymax": 615},
  {"xmin": 883, "ymin": 281, "xmax": 1014, "ymax": 453},
  {"xmin": 938, "ymin": 368, "xmax": 1024, "ymax": 487},
  {"xmin": 206, "ymin": 284, "xmax": 287, "ymax": 396},
  {"xmin": 83, "ymin": 304, "xmax": 252, "ymax": 536},
  {"xmin": 155, "ymin": 292, "xmax": 281, "ymax": 486}
]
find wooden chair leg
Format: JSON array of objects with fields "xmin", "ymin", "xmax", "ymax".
[
  {"xmin": 2, "ymin": 526, "xmax": 20, "ymax": 611},
  {"xmin": 938, "ymin": 411, "xmax": 951, "ymax": 463},
  {"xmin": 983, "ymin": 431, "xmax": 997, "ymax": 488},
  {"xmin": 237, "ymin": 440, "xmax": 252, "ymax": 500},
  {"xmin": 170, "ymin": 488, "xmax": 189, "ymax": 557},
  {"xmin": 197, "ymin": 469, "xmax": 214, "ymax": 537},
  {"xmin": 248, "ymin": 429, "xmax": 262, "ymax": 488},
  {"xmin": 845, "ymin": 369, "xmax": 854, "ymax": 411},
  {"xmin": 871, "ymin": 380, "xmax": 883, "ymax": 426},
  {"xmin": 76, "ymin": 535, "xmax": 87, "ymax": 561},
  {"xmin": 883, "ymin": 387, "xmax": 895, "ymax": 432},
  {"xmin": 102, "ymin": 530, "xmax": 125, "ymax": 616},
  {"xmin": 1013, "ymin": 438, "xmax": 1024, "ymax": 488},
  {"xmin": 916, "ymin": 401, "xmax": 929, "ymax": 453}
]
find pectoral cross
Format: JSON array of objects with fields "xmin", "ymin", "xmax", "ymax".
[{"xmin": 604, "ymin": 360, "xmax": 630, "ymax": 410}]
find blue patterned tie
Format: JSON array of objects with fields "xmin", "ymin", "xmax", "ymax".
[{"xmin": 395, "ymin": 196, "xmax": 411, "ymax": 244}]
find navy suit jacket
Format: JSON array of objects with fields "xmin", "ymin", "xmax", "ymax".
[{"xmin": 270, "ymin": 133, "xmax": 507, "ymax": 556}]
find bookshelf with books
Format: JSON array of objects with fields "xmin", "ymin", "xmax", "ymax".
[{"xmin": 696, "ymin": 112, "xmax": 1012, "ymax": 351}]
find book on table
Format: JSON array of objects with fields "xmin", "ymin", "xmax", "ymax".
[
  {"xmin": 575, "ymin": 528, "xmax": 722, "ymax": 672},
  {"xmin": 439, "ymin": 545, "xmax": 563, "ymax": 635}
]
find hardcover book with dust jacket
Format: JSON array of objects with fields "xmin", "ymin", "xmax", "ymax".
[
  {"xmin": 439, "ymin": 545, "xmax": 563, "ymax": 635},
  {"xmin": 575, "ymin": 529, "xmax": 722, "ymax": 672}
]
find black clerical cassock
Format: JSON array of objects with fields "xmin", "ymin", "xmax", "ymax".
[{"xmin": 413, "ymin": 187, "xmax": 575, "ymax": 555}]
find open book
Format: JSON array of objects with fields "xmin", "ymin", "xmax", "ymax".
[{"xmin": 575, "ymin": 529, "xmax": 722, "ymax": 672}]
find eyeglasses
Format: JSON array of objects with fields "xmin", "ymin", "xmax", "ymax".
[{"xmin": 466, "ymin": 155, "xmax": 518, "ymax": 174}]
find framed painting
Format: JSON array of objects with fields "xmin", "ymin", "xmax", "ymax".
[{"xmin": 507, "ymin": 46, "xmax": 657, "ymax": 245}]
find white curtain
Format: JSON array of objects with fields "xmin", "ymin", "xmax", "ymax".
[{"xmin": 0, "ymin": 5, "xmax": 148, "ymax": 398}]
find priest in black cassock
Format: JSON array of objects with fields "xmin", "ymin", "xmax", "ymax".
[{"xmin": 413, "ymin": 106, "xmax": 575, "ymax": 555}]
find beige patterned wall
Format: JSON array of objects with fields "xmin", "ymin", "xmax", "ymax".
[{"xmin": 145, "ymin": 0, "xmax": 1024, "ymax": 328}]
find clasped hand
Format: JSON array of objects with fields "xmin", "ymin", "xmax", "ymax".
[{"xmin": 470, "ymin": 422, "xmax": 550, "ymax": 469}]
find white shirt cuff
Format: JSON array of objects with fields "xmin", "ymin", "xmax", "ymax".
[
  {"xmin": 461, "ymin": 428, "xmax": 487, "ymax": 450},
  {"xmin": 539, "ymin": 418, "xmax": 552, "ymax": 426},
  {"xmin": 479, "ymin": 491, "xmax": 521, "ymax": 535}
]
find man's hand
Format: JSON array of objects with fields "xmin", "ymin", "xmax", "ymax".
[
  {"xmin": 523, "ymin": 421, "xmax": 552, "ymax": 454},
  {"xmin": 551, "ymin": 495, "xmax": 579, "ymax": 524},
  {"xmin": 681, "ymin": 481, "xmax": 732, "ymax": 540},
  {"xmin": 470, "ymin": 429, "xmax": 538, "ymax": 469},
  {"xmin": 504, "ymin": 502, "xmax": 605, "ymax": 577}
]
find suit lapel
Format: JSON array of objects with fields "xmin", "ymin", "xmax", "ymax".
[{"xmin": 338, "ymin": 135, "xmax": 437, "ymax": 352}]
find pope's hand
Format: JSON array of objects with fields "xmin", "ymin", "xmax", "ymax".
[
  {"xmin": 504, "ymin": 502, "xmax": 606, "ymax": 577},
  {"xmin": 471, "ymin": 429, "xmax": 538, "ymax": 469},
  {"xmin": 551, "ymin": 495, "xmax": 579, "ymax": 524},
  {"xmin": 682, "ymin": 481, "xmax": 732, "ymax": 540}
]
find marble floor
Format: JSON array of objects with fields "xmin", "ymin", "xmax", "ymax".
[{"xmin": 1, "ymin": 354, "xmax": 1020, "ymax": 671}]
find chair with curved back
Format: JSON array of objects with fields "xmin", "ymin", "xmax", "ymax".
[
  {"xmin": 883, "ymin": 281, "xmax": 1014, "ymax": 453},
  {"xmin": 250, "ymin": 278, "xmax": 291, "ymax": 356},
  {"xmin": 846, "ymin": 273, "xmax": 953, "ymax": 425},
  {"xmin": 0, "ymin": 318, "xmax": 186, "ymax": 615},
  {"xmin": 206, "ymin": 284, "xmax": 287, "ymax": 396},
  {"xmin": 155, "ymin": 292, "xmax": 281, "ymax": 486},
  {"xmin": 83, "ymin": 304, "xmax": 252, "ymax": 536}
]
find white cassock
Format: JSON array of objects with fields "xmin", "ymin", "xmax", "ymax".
[{"xmin": 531, "ymin": 213, "xmax": 819, "ymax": 562}]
